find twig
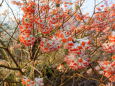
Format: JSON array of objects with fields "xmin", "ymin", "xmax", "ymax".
[
  {"xmin": 0, "ymin": 39, "xmax": 24, "ymax": 75},
  {"xmin": 0, "ymin": 65, "xmax": 20, "ymax": 70},
  {"xmin": 0, "ymin": 0, "xmax": 4, "ymax": 6}
]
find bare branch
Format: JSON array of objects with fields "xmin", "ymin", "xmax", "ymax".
[{"xmin": 0, "ymin": 65, "xmax": 20, "ymax": 70}]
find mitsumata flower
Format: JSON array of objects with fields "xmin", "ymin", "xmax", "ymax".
[
  {"xmin": 21, "ymin": 77, "xmax": 44, "ymax": 86},
  {"xmin": 64, "ymin": 37, "xmax": 91, "ymax": 70},
  {"xmin": 98, "ymin": 60, "xmax": 115, "ymax": 82}
]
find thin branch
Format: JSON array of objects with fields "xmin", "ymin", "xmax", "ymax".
[
  {"xmin": 0, "ymin": 26, "xmax": 18, "ymax": 41},
  {"xmin": 0, "ymin": 65, "xmax": 20, "ymax": 70},
  {"xmin": 0, "ymin": 0, "xmax": 4, "ymax": 6},
  {"xmin": 0, "ymin": 39, "xmax": 24, "ymax": 75},
  {"xmin": 5, "ymin": 0, "xmax": 19, "ymax": 24},
  {"xmin": 7, "ymin": 25, "xmax": 19, "ymax": 47}
]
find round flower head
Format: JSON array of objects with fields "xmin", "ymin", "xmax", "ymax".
[
  {"xmin": 102, "ymin": 42, "xmax": 115, "ymax": 53},
  {"xmin": 64, "ymin": 53, "xmax": 90, "ymax": 70},
  {"xmin": 40, "ymin": 38, "xmax": 62, "ymax": 52},
  {"xmin": 19, "ymin": 34, "xmax": 35, "ymax": 46},
  {"xmin": 19, "ymin": 25, "xmax": 32, "ymax": 34},
  {"xmin": 98, "ymin": 61, "xmax": 115, "ymax": 82},
  {"xmin": 21, "ymin": 1, "xmax": 36, "ymax": 14}
]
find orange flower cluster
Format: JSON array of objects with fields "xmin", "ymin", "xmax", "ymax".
[
  {"xmin": 88, "ymin": 4, "xmax": 115, "ymax": 32},
  {"xmin": 39, "ymin": 30, "xmax": 73, "ymax": 52},
  {"xmin": 102, "ymin": 31, "xmax": 115, "ymax": 53},
  {"xmin": 98, "ymin": 60, "xmax": 115, "ymax": 82},
  {"xmin": 21, "ymin": 77, "xmax": 44, "ymax": 86},
  {"xmin": 64, "ymin": 54, "xmax": 90, "ymax": 70},
  {"xmin": 40, "ymin": 38, "xmax": 62, "ymax": 52},
  {"xmin": 18, "ymin": 0, "xmax": 76, "ymax": 46},
  {"xmin": 19, "ymin": 1, "xmax": 36, "ymax": 46},
  {"xmin": 11, "ymin": 1, "xmax": 22, "ymax": 6},
  {"xmin": 64, "ymin": 37, "xmax": 91, "ymax": 70}
]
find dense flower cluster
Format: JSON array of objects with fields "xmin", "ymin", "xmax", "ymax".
[
  {"xmin": 21, "ymin": 77, "xmax": 44, "ymax": 86},
  {"xmin": 19, "ymin": 34, "xmax": 36, "ymax": 46},
  {"xmin": 64, "ymin": 37, "xmax": 91, "ymax": 70},
  {"xmin": 40, "ymin": 30, "xmax": 73, "ymax": 52},
  {"xmin": 92, "ymin": 4, "xmax": 115, "ymax": 32},
  {"xmin": 19, "ymin": 0, "xmax": 74, "ymax": 46},
  {"xmin": 19, "ymin": 1, "xmax": 36, "ymax": 46},
  {"xmin": 64, "ymin": 54, "xmax": 90, "ymax": 70},
  {"xmin": 40, "ymin": 37, "xmax": 62, "ymax": 52},
  {"xmin": 98, "ymin": 59, "xmax": 115, "ymax": 82},
  {"xmin": 102, "ymin": 31, "xmax": 115, "ymax": 53}
]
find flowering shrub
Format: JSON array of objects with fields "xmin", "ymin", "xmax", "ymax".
[{"xmin": 0, "ymin": 0, "xmax": 114, "ymax": 86}]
